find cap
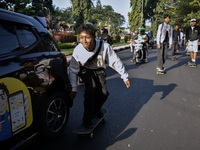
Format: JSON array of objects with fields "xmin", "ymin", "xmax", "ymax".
[
  {"xmin": 86, "ymin": 22, "xmax": 93, "ymax": 25},
  {"xmin": 100, "ymin": 26, "xmax": 105, "ymax": 30},
  {"xmin": 139, "ymin": 27, "xmax": 145, "ymax": 30},
  {"xmin": 191, "ymin": 18, "xmax": 196, "ymax": 22}
]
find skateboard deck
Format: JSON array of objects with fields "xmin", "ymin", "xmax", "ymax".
[
  {"xmin": 156, "ymin": 70, "xmax": 165, "ymax": 75},
  {"xmin": 188, "ymin": 62, "xmax": 197, "ymax": 68},
  {"xmin": 189, "ymin": 65, "xmax": 197, "ymax": 68},
  {"xmin": 73, "ymin": 108, "xmax": 107, "ymax": 137}
]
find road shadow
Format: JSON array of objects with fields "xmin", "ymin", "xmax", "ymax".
[
  {"xmin": 166, "ymin": 50, "xmax": 199, "ymax": 72},
  {"xmin": 28, "ymin": 75, "xmax": 178, "ymax": 150}
]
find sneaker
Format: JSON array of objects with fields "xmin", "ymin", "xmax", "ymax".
[
  {"xmin": 156, "ymin": 67, "xmax": 164, "ymax": 72},
  {"xmin": 172, "ymin": 56, "xmax": 176, "ymax": 61},
  {"xmin": 145, "ymin": 58, "xmax": 148, "ymax": 63},
  {"xmin": 156, "ymin": 67, "xmax": 166, "ymax": 71},
  {"xmin": 190, "ymin": 62, "xmax": 197, "ymax": 67},
  {"xmin": 188, "ymin": 61, "xmax": 193, "ymax": 66},
  {"xmin": 96, "ymin": 111, "xmax": 104, "ymax": 118}
]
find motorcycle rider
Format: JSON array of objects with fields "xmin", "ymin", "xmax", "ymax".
[
  {"xmin": 131, "ymin": 30, "xmax": 139, "ymax": 62},
  {"xmin": 137, "ymin": 27, "xmax": 148, "ymax": 62}
]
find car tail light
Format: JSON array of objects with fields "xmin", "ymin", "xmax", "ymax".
[{"xmin": 61, "ymin": 52, "xmax": 68, "ymax": 67}]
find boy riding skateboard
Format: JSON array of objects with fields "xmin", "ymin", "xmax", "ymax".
[
  {"xmin": 156, "ymin": 14, "xmax": 173, "ymax": 74},
  {"xmin": 186, "ymin": 18, "xmax": 200, "ymax": 67},
  {"xmin": 69, "ymin": 24, "xmax": 130, "ymax": 129}
]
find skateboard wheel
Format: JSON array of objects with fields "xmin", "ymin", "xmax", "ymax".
[
  {"xmin": 89, "ymin": 133, "xmax": 93, "ymax": 138},
  {"xmin": 102, "ymin": 118, "xmax": 106, "ymax": 123}
]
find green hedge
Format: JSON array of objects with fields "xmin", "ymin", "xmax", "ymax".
[{"xmin": 57, "ymin": 43, "xmax": 76, "ymax": 49}]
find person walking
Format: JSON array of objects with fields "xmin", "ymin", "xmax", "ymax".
[
  {"xmin": 186, "ymin": 18, "xmax": 200, "ymax": 67},
  {"xmin": 69, "ymin": 23, "xmax": 130, "ymax": 128},
  {"xmin": 103, "ymin": 28, "xmax": 113, "ymax": 47},
  {"xmin": 179, "ymin": 28, "xmax": 184, "ymax": 47},
  {"xmin": 97, "ymin": 26, "xmax": 113, "ymax": 47},
  {"xmin": 172, "ymin": 24, "xmax": 180, "ymax": 61},
  {"xmin": 156, "ymin": 14, "xmax": 173, "ymax": 72},
  {"xmin": 138, "ymin": 27, "xmax": 149, "ymax": 62},
  {"xmin": 130, "ymin": 30, "xmax": 139, "ymax": 62},
  {"xmin": 97, "ymin": 26, "xmax": 107, "ymax": 41}
]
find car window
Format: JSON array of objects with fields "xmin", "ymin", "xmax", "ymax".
[
  {"xmin": 15, "ymin": 25, "xmax": 37, "ymax": 49},
  {"xmin": 0, "ymin": 22, "xmax": 20, "ymax": 55}
]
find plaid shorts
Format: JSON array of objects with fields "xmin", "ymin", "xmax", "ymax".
[{"xmin": 187, "ymin": 40, "xmax": 198, "ymax": 52}]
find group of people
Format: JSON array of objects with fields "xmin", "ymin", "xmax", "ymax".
[
  {"xmin": 68, "ymin": 14, "xmax": 200, "ymax": 129},
  {"xmin": 130, "ymin": 27, "xmax": 149, "ymax": 63},
  {"xmin": 156, "ymin": 14, "xmax": 200, "ymax": 70}
]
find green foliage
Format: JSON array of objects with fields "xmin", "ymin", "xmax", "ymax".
[
  {"xmin": 0, "ymin": 0, "xmax": 53, "ymax": 16},
  {"xmin": 129, "ymin": 0, "xmax": 143, "ymax": 32},
  {"xmin": 128, "ymin": 0, "xmax": 200, "ymax": 36},
  {"xmin": 57, "ymin": 43, "xmax": 76, "ymax": 49},
  {"xmin": 91, "ymin": 2, "xmax": 125, "ymax": 33},
  {"xmin": 70, "ymin": 0, "xmax": 93, "ymax": 29},
  {"xmin": 115, "ymin": 35, "xmax": 121, "ymax": 43}
]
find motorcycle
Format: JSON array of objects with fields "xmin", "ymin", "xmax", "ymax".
[{"xmin": 133, "ymin": 39, "xmax": 146, "ymax": 64}]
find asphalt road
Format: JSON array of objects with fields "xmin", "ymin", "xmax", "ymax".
[{"xmin": 29, "ymin": 46, "xmax": 200, "ymax": 150}]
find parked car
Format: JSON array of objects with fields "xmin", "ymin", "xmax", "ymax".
[
  {"xmin": 145, "ymin": 30, "xmax": 154, "ymax": 49},
  {"xmin": 0, "ymin": 8, "xmax": 72, "ymax": 149}
]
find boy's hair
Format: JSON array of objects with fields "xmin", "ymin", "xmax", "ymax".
[
  {"xmin": 78, "ymin": 24, "xmax": 97, "ymax": 37},
  {"xmin": 164, "ymin": 14, "xmax": 170, "ymax": 19}
]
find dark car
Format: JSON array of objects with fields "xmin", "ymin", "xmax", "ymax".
[{"xmin": 0, "ymin": 9, "xmax": 72, "ymax": 149}]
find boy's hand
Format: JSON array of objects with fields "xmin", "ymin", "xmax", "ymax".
[
  {"xmin": 157, "ymin": 44, "xmax": 161, "ymax": 49},
  {"xmin": 70, "ymin": 91, "xmax": 77, "ymax": 100},
  {"xmin": 124, "ymin": 80, "xmax": 130, "ymax": 88},
  {"xmin": 169, "ymin": 44, "xmax": 172, "ymax": 49}
]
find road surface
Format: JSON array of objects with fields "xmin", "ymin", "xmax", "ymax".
[{"xmin": 29, "ymin": 46, "xmax": 200, "ymax": 150}]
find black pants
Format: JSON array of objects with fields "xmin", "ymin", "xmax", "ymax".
[
  {"xmin": 157, "ymin": 42, "xmax": 168, "ymax": 69},
  {"xmin": 143, "ymin": 45, "xmax": 147, "ymax": 59},
  {"xmin": 79, "ymin": 67, "xmax": 109, "ymax": 121},
  {"xmin": 172, "ymin": 41, "xmax": 178, "ymax": 56}
]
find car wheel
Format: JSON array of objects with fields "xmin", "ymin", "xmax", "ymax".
[{"xmin": 40, "ymin": 91, "xmax": 69, "ymax": 139}]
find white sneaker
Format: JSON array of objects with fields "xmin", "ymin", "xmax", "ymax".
[{"xmin": 156, "ymin": 67, "xmax": 164, "ymax": 71}]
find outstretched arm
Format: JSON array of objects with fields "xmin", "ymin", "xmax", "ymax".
[{"xmin": 106, "ymin": 45, "xmax": 130, "ymax": 88}]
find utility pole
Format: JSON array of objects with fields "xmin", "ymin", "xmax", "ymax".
[{"xmin": 141, "ymin": 0, "xmax": 143, "ymax": 25}]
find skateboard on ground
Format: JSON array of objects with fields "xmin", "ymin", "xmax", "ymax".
[
  {"xmin": 156, "ymin": 70, "xmax": 165, "ymax": 75},
  {"xmin": 188, "ymin": 62, "xmax": 197, "ymax": 68},
  {"xmin": 172, "ymin": 57, "xmax": 177, "ymax": 61},
  {"xmin": 188, "ymin": 64, "xmax": 197, "ymax": 68},
  {"xmin": 72, "ymin": 108, "xmax": 107, "ymax": 138}
]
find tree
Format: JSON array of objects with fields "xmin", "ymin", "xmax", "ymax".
[
  {"xmin": 70, "ymin": 0, "xmax": 93, "ymax": 29},
  {"xmin": 128, "ymin": 0, "xmax": 143, "ymax": 32},
  {"xmin": 91, "ymin": 3, "xmax": 125, "ymax": 34},
  {"xmin": 0, "ymin": 0, "xmax": 53, "ymax": 16},
  {"xmin": 31, "ymin": 0, "xmax": 53, "ymax": 16},
  {"xmin": 152, "ymin": 0, "xmax": 200, "ymax": 33}
]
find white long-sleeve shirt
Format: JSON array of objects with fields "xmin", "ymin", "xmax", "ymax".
[
  {"xmin": 69, "ymin": 40, "xmax": 129, "ymax": 92},
  {"xmin": 157, "ymin": 22, "xmax": 173, "ymax": 45}
]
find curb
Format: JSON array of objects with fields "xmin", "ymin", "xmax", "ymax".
[{"xmin": 113, "ymin": 44, "xmax": 130, "ymax": 52}]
